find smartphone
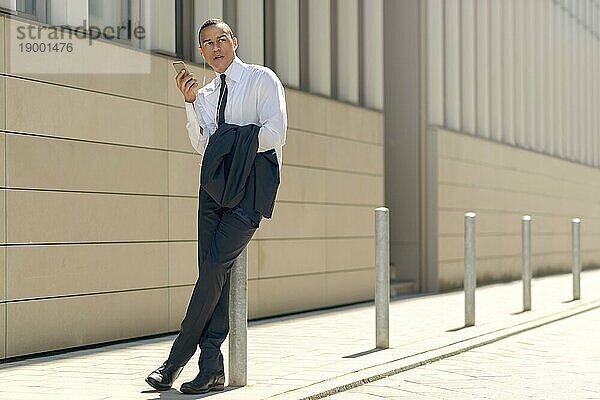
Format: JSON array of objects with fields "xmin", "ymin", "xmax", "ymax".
[{"xmin": 173, "ymin": 61, "xmax": 189, "ymax": 75}]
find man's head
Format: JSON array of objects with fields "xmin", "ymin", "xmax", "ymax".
[{"xmin": 198, "ymin": 18, "xmax": 238, "ymax": 74}]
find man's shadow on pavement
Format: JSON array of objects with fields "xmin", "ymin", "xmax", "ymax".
[{"xmin": 141, "ymin": 386, "xmax": 240, "ymax": 399}]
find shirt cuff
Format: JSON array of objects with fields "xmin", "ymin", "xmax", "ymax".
[{"xmin": 184, "ymin": 102, "xmax": 197, "ymax": 122}]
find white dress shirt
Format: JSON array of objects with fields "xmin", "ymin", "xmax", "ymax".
[{"xmin": 184, "ymin": 56, "xmax": 287, "ymax": 167}]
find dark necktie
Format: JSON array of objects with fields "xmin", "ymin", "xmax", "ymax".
[{"xmin": 217, "ymin": 74, "xmax": 228, "ymax": 126}]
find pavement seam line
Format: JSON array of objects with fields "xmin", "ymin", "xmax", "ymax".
[{"xmin": 265, "ymin": 299, "xmax": 600, "ymax": 400}]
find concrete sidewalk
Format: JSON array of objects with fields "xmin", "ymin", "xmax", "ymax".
[{"xmin": 1, "ymin": 269, "xmax": 599, "ymax": 400}]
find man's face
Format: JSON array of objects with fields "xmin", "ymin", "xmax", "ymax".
[{"xmin": 198, "ymin": 24, "xmax": 238, "ymax": 73}]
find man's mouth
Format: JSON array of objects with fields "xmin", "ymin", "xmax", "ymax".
[{"xmin": 214, "ymin": 55, "xmax": 224, "ymax": 60}]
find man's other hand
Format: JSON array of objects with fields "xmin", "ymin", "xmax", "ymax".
[{"xmin": 176, "ymin": 69, "xmax": 198, "ymax": 103}]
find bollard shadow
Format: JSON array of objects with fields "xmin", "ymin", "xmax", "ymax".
[
  {"xmin": 510, "ymin": 310, "xmax": 529, "ymax": 315},
  {"xmin": 343, "ymin": 348, "xmax": 385, "ymax": 358},
  {"xmin": 562, "ymin": 299, "xmax": 579, "ymax": 304},
  {"xmin": 142, "ymin": 385, "xmax": 240, "ymax": 399},
  {"xmin": 446, "ymin": 325, "xmax": 472, "ymax": 332}
]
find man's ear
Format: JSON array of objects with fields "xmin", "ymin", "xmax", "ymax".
[{"xmin": 232, "ymin": 36, "xmax": 238, "ymax": 51}]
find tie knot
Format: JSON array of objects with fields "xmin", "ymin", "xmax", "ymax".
[{"xmin": 220, "ymin": 74, "xmax": 226, "ymax": 84}]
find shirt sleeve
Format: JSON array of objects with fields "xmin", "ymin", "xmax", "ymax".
[
  {"xmin": 185, "ymin": 101, "xmax": 209, "ymax": 156},
  {"xmin": 257, "ymin": 69, "xmax": 288, "ymax": 153}
]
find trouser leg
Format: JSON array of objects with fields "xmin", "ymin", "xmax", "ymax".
[
  {"xmin": 167, "ymin": 193, "xmax": 257, "ymax": 368},
  {"xmin": 197, "ymin": 270, "xmax": 230, "ymax": 373},
  {"xmin": 197, "ymin": 208, "xmax": 261, "ymax": 373}
]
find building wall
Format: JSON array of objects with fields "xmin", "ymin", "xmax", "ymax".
[
  {"xmin": 427, "ymin": 0, "xmax": 600, "ymax": 167},
  {"xmin": 436, "ymin": 128, "xmax": 600, "ymax": 288},
  {"xmin": 0, "ymin": 15, "xmax": 383, "ymax": 359},
  {"xmin": 425, "ymin": 0, "xmax": 600, "ymax": 289}
]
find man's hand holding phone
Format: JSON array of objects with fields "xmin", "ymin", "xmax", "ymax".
[{"xmin": 174, "ymin": 61, "xmax": 198, "ymax": 103}]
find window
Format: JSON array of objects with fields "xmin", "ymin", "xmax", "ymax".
[
  {"xmin": 89, "ymin": 0, "xmax": 130, "ymax": 30},
  {"xmin": 1, "ymin": 0, "xmax": 47, "ymax": 21}
]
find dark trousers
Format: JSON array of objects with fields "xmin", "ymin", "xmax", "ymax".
[{"xmin": 167, "ymin": 186, "xmax": 260, "ymax": 373}]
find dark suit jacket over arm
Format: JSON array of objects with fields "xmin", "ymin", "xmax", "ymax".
[{"xmin": 200, "ymin": 123, "xmax": 280, "ymax": 219}]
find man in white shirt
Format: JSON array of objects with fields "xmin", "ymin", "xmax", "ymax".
[{"xmin": 145, "ymin": 18, "xmax": 287, "ymax": 394}]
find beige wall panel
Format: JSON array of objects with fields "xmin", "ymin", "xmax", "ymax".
[
  {"xmin": 325, "ymin": 170, "xmax": 383, "ymax": 206},
  {"xmin": 18, "ymin": 61, "xmax": 168, "ymax": 105},
  {"xmin": 438, "ymin": 184, "xmax": 571, "ymax": 216},
  {"xmin": 255, "ymin": 202, "xmax": 327, "ymax": 239},
  {"xmin": 169, "ymin": 197, "xmax": 197, "ymax": 241},
  {"xmin": 325, "ymin": 268, "xmax": 374, "ymax": 306},
  {"xmin": 284, "ymin": 129, "xmax": 329, "ymax": 168},
  {"xmin": 439, "ymin": 235, "xmax": 576, "ymax": 272},
  {"xmin": 438, "ymin": 130, "xmax": 516, "ymax": 167},
  {"xmin": 258, "ymin": 239, "xmax": 326, "ymax": 278},
  {"xmin": 277, "ymin": 165, "xmax": 328, "ymax": 203},
  {"xmin": 325, "ymin": 100, "xmax": 380, "ymax": 144},
  {"xmin": 6, "ymin": 134, "xmax": 168, "ymax": 194},
  {"xmin": 362, "ymin": 112, "xmax": 384, "ymax": 146},
  {"xmin": 439, "ymin": 235, "xmax": 522, "ymax": 262},
  {"xmin": 326, "ymin": 238, "xmax": 374, "ymax": 272},
  {"xmin": 0, "ymin": 77, "xmax": 5, "ymax": 131},
  {"xmin": 0, "ymin": 304, "xmax": 4, "ymax": 359},
  {"xmin": 438, "ymin": 130, "xmax": 600, "ymax": 187},
  {"xmin": 169, "ymin": 285, "xmax": 193, "ymax": 331},
  {"xmin": 256, "ymin": 203, "xmax": 373, "ymax": 240},
  {"xmin": 6, "ymin": 190, "xmax": 168, "ymax": 243},
  {"xmin": 6, "ymin": 243, "xmax": 168, "ymax": 301},
  {"xmin": 168, "ymin": 106, "xmax": 197, "ymax": 153},
  {"xmin": 5, "ymin": 78, "xmax": 168, "ymax": 149},
  {"xmin": 168, "ymin": 151, "xmax": 201, "ymax": 197},
  {"xmin": 437, "ymin": 261, "xmax": 466, "ymax": 288},
  {"xmin": 256, "ymin": 274, "xmax": 327, "ymax": 318},
  {"xmin": 326, "ymin": 205, "xmax": 374, "ymax": 237},
  {"xmin": 0, "ymin": 16, "xmax": 4, "ymax": 72},
  {"xmin": 438, "ymin": 184, "xmax": 598, "ymax": 218},
  {"xmin": 325, "ymin": 139, "xmax": 383, "ymax": 176},
  {"xmin": 0, "ymin": 189, "xmax": 4, "ymax": 244},
  {"xmin": 284, "ymin": 129, "xmax": 383, "ymax": 175},
  {"xmin": 0, "ymin": 131, "xmax": 5, "ymax": 186},
  {"xmin": 438, "ymin": 256, "xmax": 522, "ymax": 288},
  {"xmin": 6, "ymin": 289, "xmax": 169, "ymax": 357},
  {"xmin": 247, "ymin": 240, "xmax": 259, "ymax": 280},
  {"xmin": 5, "ymin": 20, "xmax": 168, "ymax": 104},
  {"xmin": 532, "ymin": 254, "xmax": 572, "ymax": 272},
  {"xmin": 283, "ymin": 89, "xmax": 383, "ymax": 145},
  {"xmin": 248, "ymin": 279, "xmax": 259, "ymax": 319},
  {"xmin": 531, "ymin": 234, "xmax": 571, "ymax": 255},
  {"xmin": 0, "ymin": 246, "xmax": 5, "ymax": 301},
  {"xmin": 278, "ymin": 165, "xmax": 383, "ymax": 206},
  {"xmin": 439, "ymin": 210, "xmax": 519, "ymax": 236},
  {"xmin": 169, "ymin": 241, "xmax": 198, "ymax": 286},
  {"xmin": 581, "ymin": 250, "xmax": 600, "ymax": 266},
  {"xmin": 438, "ymin": 156, "xmax": 571, "ymax": 198},
  {"xmin": 286, "ymin": 89, "xmax": 328, "ymax": 134}
]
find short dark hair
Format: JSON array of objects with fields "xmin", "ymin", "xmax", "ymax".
[{"xmin": 198, "ymin": 18, "xmax": 234, "ymax": 43}]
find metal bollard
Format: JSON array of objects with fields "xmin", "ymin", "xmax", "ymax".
[
  {"xmin": 229, "ymin": 246, "xmax": 248, "ymax": 386},
  {"xmin": 375, "ymin": 207, "xmax": 390, "ymax": 349},
  {"xmin": 522, "ymin": 216, "xmax": 532, "ymax": 311},
  {"xmin": 464, "ymin": 212, "xmax": 476, "ymax": 327},
  {"xmin": 572, "ymin": 218, "xmax": 581, "ymax": 301}
]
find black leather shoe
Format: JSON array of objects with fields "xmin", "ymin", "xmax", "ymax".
[
  {"xmin": 180, "ymin": 372, "xmax": 225, "ymax": 394},
  {"xmin": 145, "ymin": 361, "xmax": 184, "ymax": 391}
]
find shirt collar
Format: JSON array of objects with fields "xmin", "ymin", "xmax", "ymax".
[{"xmin": 214, "ymin": 56, "xmax": 245, "ymax": 83}]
